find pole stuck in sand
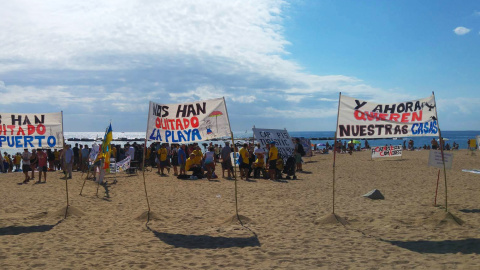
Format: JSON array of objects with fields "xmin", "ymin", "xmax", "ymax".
[
  {"xmin": 332, "ymin": 92, "xmax": 341, "ymax": 214},
  {"xmin": 223, "ymin": 97, "xmax": 242, "ymax": 223},
  {"xmin": 432, "ymin": 91, "xmax": 448, "ymax": 212},
  {"xmin": 61, "ymin": 111, "xmax": 69, "ymax": 219}
]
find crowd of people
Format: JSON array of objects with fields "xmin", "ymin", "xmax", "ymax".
[{"xmin": 144, "ymin": 138, "xmax": 306, "ymax": 181}]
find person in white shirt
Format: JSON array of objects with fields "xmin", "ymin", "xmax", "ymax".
[{"xmin": 126, "ymin": 144, "xmax": 135, "ymax": 161}]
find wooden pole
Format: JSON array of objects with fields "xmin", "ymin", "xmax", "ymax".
[
  {"xmin": 433, "ymin": 91, "xmax": 448, "ymax": 212},
  {"xmin": 144, "ymin": 103, "xmax": 152, "ymax": 222},
  {"xmin": 223, "ymin": 97, "xmax": 241, "ymax": 222},
  {"xmin": 332, "ymin": 92, "xmax": 342, "ymax": 214},
  {"xmin": 434, "ymin": 169, "xmax": 440, "ymax": 206},
  {"xmin": 61, "ymin": 111, "xmax": 69, "ymax": 219}
]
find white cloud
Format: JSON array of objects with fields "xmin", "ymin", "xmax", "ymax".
[
  {"xmin": 453, "ymin": 26, "xmax": 471, "ymax": 35},
  {"xmin": 318, "ymin": 98, "xmax": 338, "ymax": 102},
  {"xmin": 263, "ymin": 106, "xmax": 338, "ymax": 119},
  {"xmin": 0, "ymin": 1, "xmax": 403, "ymax": 131},
  {"xmin": 474, "ymin": 10, "xmax": 480, "ymax": 16}
]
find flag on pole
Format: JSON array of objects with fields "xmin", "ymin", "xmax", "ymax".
[{"xmin": 101, "ymin": 123, "xmax": 113, "ymax": 171}]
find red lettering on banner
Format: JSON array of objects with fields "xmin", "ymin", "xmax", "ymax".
[
  {"xmin": 176, "ymin": 119, "xmax": 183, "ymax": 130},
  {"xmin": 389, "ymin": 113, "xmax": 400, "ymax": 122},
  {"xmin": 354, "ymin": 110, "xmax": 366, "ymax": 121},
  {"xmin": 28, "ymin": 125, "xmax": 36, "ymax": 135},
  {"xmin": 17, "ymin": 126, "xmax": 25, "ymax": 135},
  {"xmin": 191, "ymin": 117, "xmax": 199, "ymax": 128},
  {"xmin": 7, "ymin": 125, "xmax": 15, "ymax": 135},
  {"xmin": 36, "ymin": 124, "xmax": 46, "ymax": 135},
  {"xmin": 156, "ymin": 117, "xmax": 161, "ymax": 128},
  {"xmin": 412, "ymin": 111, "xmax": 422, "ymax": 121},
  {"xmin": 401, "ymin": 113, "xmax": 410, "ymax": 123},
  {"xmin": 183, "ymin": 119, "xmax": 190, "ymax": 129}
]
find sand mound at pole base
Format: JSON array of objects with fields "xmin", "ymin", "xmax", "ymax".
[
  {"xmin": 427, "ymin": 211, "xmax": 464, "ymax": 227},
  {"xmin": 315, "ymin": 213, "xmax": 349, "ymax": 226},
  {"xmin": 223, "ymin": 215, "xmax": 253, "ymax": 225},
  {"xmin": 135, "ymin": 211, "xmax": 165, "ymax": 222}
]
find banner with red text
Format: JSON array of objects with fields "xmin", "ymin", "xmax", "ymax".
[
  {"xmin": 336, "ymin": 95, "xmax": 438, "ymax": 139},
  {"xmin": 371, "ymin": 145, "xmax": 403, "ymax": 159},
  {"xmin": 0, "ymin": 112, "xmax": 63, "ymax": 149},
  {"xmin": 147, "ymin": 98, "xmax": 231, "ymax": 143}
]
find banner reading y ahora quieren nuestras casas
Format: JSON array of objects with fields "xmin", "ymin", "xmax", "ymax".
[
  {"xmin": 336, "ymin": 95, "xmax": 438, "ymax": 139},
  {"xmin": 147, "ymin": 98, "xmax": 231, "ymax": 143},
  {"xmin": 0, "ymin": 112, "xmax": 63, "ymax": 148}
]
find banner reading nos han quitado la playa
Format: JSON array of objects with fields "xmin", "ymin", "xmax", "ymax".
[
  {"xmin": 147, "ymin": 98, "xmax": 231, "ymax": 143},
  {"xmin": 0, "ymin": 112, "xmax": 64, "ymax": 149},
  {"xmin": 336, "ymin": 95, "xmax": 438, "ymax": 139}
]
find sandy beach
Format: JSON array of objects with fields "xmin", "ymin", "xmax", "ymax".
[{"xmin": 1, "ymin": 149, "xmax": 480, "ymax": 269}]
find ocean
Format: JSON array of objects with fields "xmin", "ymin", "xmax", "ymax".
[{"xmin": 2, "ymin": 130, "xmax": 478, "ymax": 157}]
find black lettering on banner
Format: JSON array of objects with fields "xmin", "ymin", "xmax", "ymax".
[
  {"xmin": 354, "ymin": 100, "xmax": 367, "ymax": 110},
  {"xmin": 11, "ymin": 115, "xmax": 21, "ymax": 125},
  {"xmin": 34, "ymin": 115, "xmax": 45, "ymax": 124},
  {"xmin": 339, "ymin": 125, "xmax": 350, "ymax": 137}
]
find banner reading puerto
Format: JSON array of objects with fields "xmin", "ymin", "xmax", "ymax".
[
  {"xmin": 147, "ymin": 98, "xmax": 231, "ymax": 143},
  {"xmin": 0, "ymin": 112, "xmax": 63, "ymax": 148},
  {"xmin": 336, "ymin": 95, "xmax": 438, "ymax": 139}
]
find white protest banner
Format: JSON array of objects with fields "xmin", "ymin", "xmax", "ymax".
[
  {"xmin": 428, "ymin": 150, "xmax": 453, "ymax": 169},
  {"xmin": 0, "ymin": 112, "xmax": 63, "ymax": 148},
  {"xmin": 253, "ymin": 128, "xmax": 295, "ymax": 160},
  {"xmin": 115, "ymin": 156, "xmax": 131, "ymax": 172},
  {"xmin": 371, "ymin": 145, "xmax": 402, "ymax": 159},
  {"xmin": 336, "ymin": 95, "xmax": 438, "ymax": 139},
  {"xmin": 147, "ymin": 98, "xmax": 231, "ymax": 143}
]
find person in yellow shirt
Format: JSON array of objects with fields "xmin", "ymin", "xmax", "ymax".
[
  {"xmin": 14, "ymin": 153, "xmax": 22, "ymax": 172},
  {"xmin": 185, "ymin": 153, "xmax": 202, "ymax": 177},
  {"xmin": 157, "ymin": 144, "xmax": 169, "ymax": 175},
  {"xmin": 252, "ymin": 154, "xmax": 265, "ymax": 179},
  {"xmin": 268, "ymin": 141, "xmax": 278, "ymax": 180},
  {"xmin": 3, "ymin": 153, "xmax": 10, "ymax": 172},
  {"xmin": 193, "ymin": 145, "xmax": 203, "ymax": 165},
  {"xmin": 239, "ymin": 143, "xmax": 250, "ymax": 180}
]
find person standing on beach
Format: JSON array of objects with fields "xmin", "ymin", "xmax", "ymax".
[
  {"xmin": 239, "ymin": 143, "xmax": 250, "ymax": 180},
  {"xmin": 30, "ymin": 149, "xmax": 38, "ymax": 180},
  {"xmin": 36, "ymin": 149, "xmax": 48, "ymax": 183},
  {"xmin": 157, "ymin": 144, "xmax": 168, "ymax": 176},
  {"xmin": 268, "ymin": 141, "xmax": 278, "ymax": 180},
  {"xmin": 64, "ymin": 145, "xmax": 74, "ymax": 179},
  {"xmin": 73, "ymin": 143, "xmax": 79, "ymax": 171},
  {"xmin": 221, "ymin": 142, "xmax": 233, "ymax": 179},
  {"xmin": 14, "ymin": 153, "xmax": 21, "ymax": 172},
  {"xmin": 21, "ymin": 149, "xmax": 32, "ymax": 183},
  {"xmin": 178, "ymin": 144, "xmax": 187, "ymax": 176},
  {"xmin": 81, "ymin": 145, "xmax": 90, "ymax": 172}
]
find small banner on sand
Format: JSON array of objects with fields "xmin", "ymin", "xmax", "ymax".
[
  {"xmin": 0, "ymin": 112, "xmax": 63, "ymax": 148},
  {"xmin": 371, "ymin": 145, "xmax": 402, "ymax": 158},
  {"xmin": 147, "ymin": 98, "xmax": 231, "ymax": 143},
  {"xmin": 253, "ymin": 128, "xmax": 295, "ymax": 160},
  {"xmin": 428, "ymin": 150, "xmax": 453, "ymax": 169},
  {"xmin": 115, "ymin": 156, "xmax": 131, "ymax": 172},
  {"xmin": 336, "ymin": 95, "xmax": 438, "ymax": 139}
]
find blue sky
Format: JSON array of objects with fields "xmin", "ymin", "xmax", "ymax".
[{"xmin": 0, "ymin": 0, "xmax": 479, "ymax": 132}]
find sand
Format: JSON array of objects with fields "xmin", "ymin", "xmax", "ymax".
[{"xmin": 1, "ymin": 149, "xmax": 480, "ymax": 269}]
